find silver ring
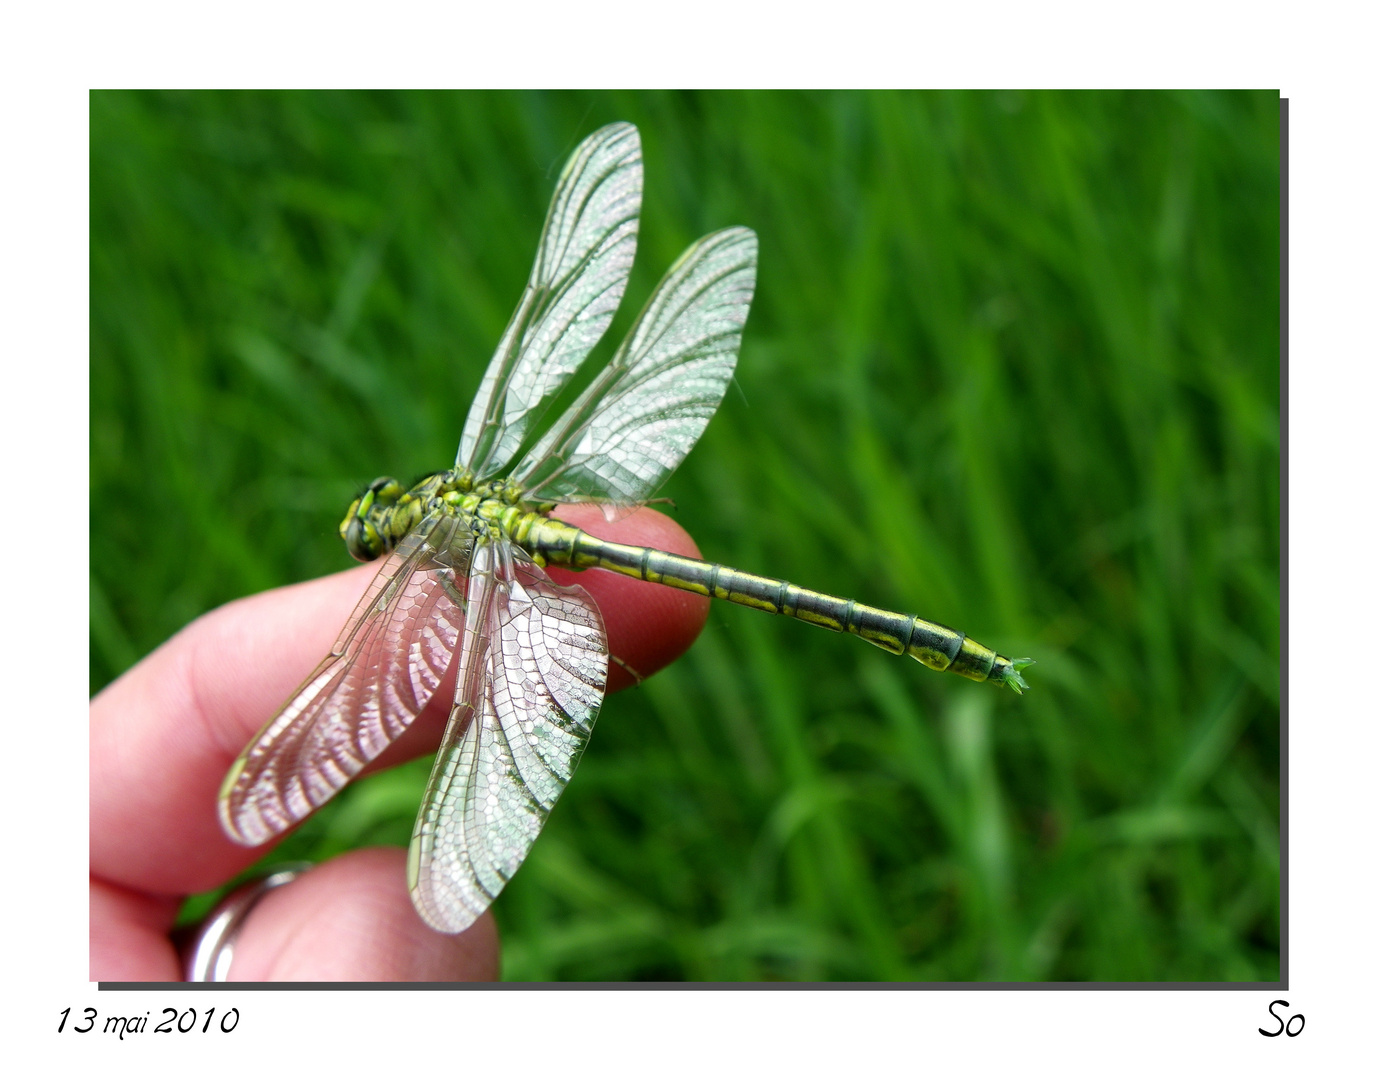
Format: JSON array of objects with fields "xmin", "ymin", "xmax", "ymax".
[{"xmin": 184, "ymin": 863, "xmax": 311, "ymax": 982}]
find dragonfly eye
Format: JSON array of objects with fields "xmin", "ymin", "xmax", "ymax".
[
  {"xmin": 342, "ymin": 513, "xmax": 385, "ymax": 562},
  {"xmin": 368, "ymin": 476, "xmax": 404, "ymax": 503},
  {"xmin": 339, "ymin": 478, "xmax": 403, "ymax": 561}
]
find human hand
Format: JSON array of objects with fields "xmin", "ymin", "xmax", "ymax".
[{"xmin": 90, "ymin": 506, "xmax": 709, "ymax": 981}]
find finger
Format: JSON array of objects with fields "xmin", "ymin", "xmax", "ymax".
[
  {"xmin": 90, "ymin": 877, "xmax": 182, "ymax": 981},
  {"xmin": 91, "ymin": 506, "xmax": 706, "ymax": 901},
  {"xmin": 225, "ymin": 848, "xmax": 499, "ymax": 981},
  {"xmin": 91, "ymin": 562, "xmax": 381, "ymax": 897}
]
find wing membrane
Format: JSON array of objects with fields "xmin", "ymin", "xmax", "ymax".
[
  {"xmin": 219, "ymin": 514, "xmax": 472, "ymax": 846},
  {"xmin": 407, "ymin": 539, "xmax": 608, "ymax": 934},
  {"xmin": 458, "ymin": 122, "xmax": 642, "ymax": 479},
  {"xmin": 515, "ymin": 226, "xmax": 757, "ymax": 507}
]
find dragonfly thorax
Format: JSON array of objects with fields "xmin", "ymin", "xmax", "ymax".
[{"xmin": 339, "ymin": 469, "xmax": 552, "ymax": 562}]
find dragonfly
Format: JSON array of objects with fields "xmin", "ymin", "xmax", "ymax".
[{"xmin": 218, "ymin": 122, "xmax": 1032, "ymax": 935}]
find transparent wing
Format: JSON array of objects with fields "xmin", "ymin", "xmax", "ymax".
[
  {"xmin": 458, "ymin": 122, "xmax": 642, "ymax": 480},
  {"xmin": 407, "ymin": 539, "xmax": 608, "ymax": 934},
  {"xmin": 219, "ymin": 513, "xmax": 473, "ymax": 847},
  {"xmin": 514, "ymin": 226, "xmax": 757, "ymax": 507}
]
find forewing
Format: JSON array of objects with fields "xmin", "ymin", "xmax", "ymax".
[
  {"xmin": 458, "ymin": 122, "xmax": 642, "ymax": 479},
  {"xmin": 219, "ymin": 514, "xmax": 472, "ymax": 847},
  {"xmin": 514, "ymin": 226, "xmax": 757, "ymax": 507},
  {"xmin": 408, "ymin": 540, "xmax": 608, "ymax": 934}
]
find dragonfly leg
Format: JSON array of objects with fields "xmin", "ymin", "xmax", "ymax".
[{"xmin": 609, "ymin": 652, "xmax": 645, "ymax": 685}]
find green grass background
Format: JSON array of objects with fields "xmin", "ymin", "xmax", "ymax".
[{"xmin": 90, "ymin": 90, "xmax": 1280, "ymax": 981}]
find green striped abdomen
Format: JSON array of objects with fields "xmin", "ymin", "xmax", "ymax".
[{"xmin": 522, "ymin": 515, "xmax": 1032, "ymax": 693}]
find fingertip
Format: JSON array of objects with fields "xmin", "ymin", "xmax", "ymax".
[{"xmin": 545, "ymin": 506, "xmax": 711, "ymax": 692}]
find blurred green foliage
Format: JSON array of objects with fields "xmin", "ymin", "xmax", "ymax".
[{"xmin": 91, "ymin": 90, "xmax": 1280, "ymax": 981}]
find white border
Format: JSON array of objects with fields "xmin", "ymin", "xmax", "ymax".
[{"xmin": 7, "ymin": 1, "xmax": 1367, "ymax": 1072}]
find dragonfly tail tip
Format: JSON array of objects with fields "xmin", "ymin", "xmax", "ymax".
[{"xmin": 998, "ymin": 657, "xmax": 1035, "ymax": 694}]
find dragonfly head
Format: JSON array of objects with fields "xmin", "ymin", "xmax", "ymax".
[{"xmin": 340, "ymin": 476, "xmax": 405, "ymax": 562}]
